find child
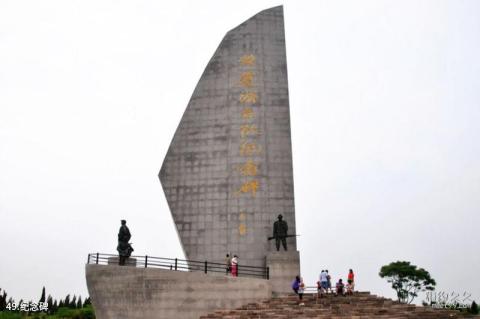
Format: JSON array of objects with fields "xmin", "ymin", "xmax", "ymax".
[
  {"xmin": 298, "ymin": 277, "xmax": 305, "ymax": 305},
  {"xmin": 346, "ymin": 282, "xmax": 354, "ymax": 295}
]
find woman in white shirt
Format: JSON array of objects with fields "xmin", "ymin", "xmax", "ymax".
[{"xmin": 231, "ymin": 255, "xmax": 238, "ymax": 277}]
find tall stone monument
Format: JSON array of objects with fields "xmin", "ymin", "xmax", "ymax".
[{"xmin": 159, "ymin": 6, "xmax": 299, "ymax": 288}]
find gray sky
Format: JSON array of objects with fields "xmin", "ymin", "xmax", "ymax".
[{"xmin": 1, "ymin": 0, "xmax": 479, "ymax": 305}]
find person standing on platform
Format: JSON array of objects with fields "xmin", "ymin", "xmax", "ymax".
[
  {"xmin": 231, "ymin": 255, "xmax": 238, "ymax": 277},
  {"xmin": 225, "ymin": 253, "xmax": 232, "ymax": 275}
]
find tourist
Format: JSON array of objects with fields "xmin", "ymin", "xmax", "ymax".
[
  {"xmin": 346, "ymin": 282, "xmax": 354, "ymax": 295},
  {"xmin": 336, "ymin": 279, "xmax": 345, "ymax": 296},
  {"xmin": 319, "ymin": 270, "xmax": 328, "ymax": 294},
  {"xmin": 347, "ymin": 269, "xmax": 355, "ymax": 287},
  {"xmin": 231, "ymin": 255, "xmax": 238, "ymax": 277},
  {"xmin": 225, "ymin": 253, "xmax": 232, "ymax": 275},
  {"xmin": 291, "ymin": 275, "xmax": 300, "ymax": 295},
  {"xmin": 298, "ymin": 277, "xmax": 305, "ymax": 305},
  {"xmin": 326, "ymin": 270, "xmax": 332, "ymax": 293},
  {"xmin": 347, "ymin": 269, "xmax": 355, "ymax": 295}
]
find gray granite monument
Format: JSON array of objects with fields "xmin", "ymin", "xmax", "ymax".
[
  {"xmin": 86, "ymin": 8, "xmax": 300, "ymax": 318},
  {"xmin": 159, "ymin": 6, "xmax": 300, "ymax": 289}
]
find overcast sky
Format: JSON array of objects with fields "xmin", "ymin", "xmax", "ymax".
[{"xmin": 1, "ymin": 0, "xmax": 479, "ymax": 305}]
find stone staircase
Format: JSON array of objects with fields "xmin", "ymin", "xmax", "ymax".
[{"xmin": 200, "ymin": 292, "xmax": 478, "ymax": 318}]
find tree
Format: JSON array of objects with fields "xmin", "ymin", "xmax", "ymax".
[
  {"xmin": 379, "ymin": 261, "xmax": 436, "ymax": 304},
  {"xmin": 77, "ymin": 296, "xmax": 83, "ymax": 309},
  {"xmin": 0, "ymin": 288, "xmax": 7, "ymax": 311},
  {"xmin": 46, "ymin": 295, "xmax": 53, "ymax": 314},
  {"xmin": 64, "ymin": 294, "xmax": 70, "ymax": 308},
  {"xmin": 83, "ymin": 297, "xmax": 91, "ymax": 307},
  {"xmin": 39, "ymin": 286, "xmax": 46, "ymax": 303},
  {"xmin": 70, "ymin": 295, "xmax": 77, "ymax": 308},
  {"xmin": 470, "ymin": 301, "xmax": 479, "ymax": 314}
]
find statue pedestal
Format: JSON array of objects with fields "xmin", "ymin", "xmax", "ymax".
[
  {"xmin": 107, "ymin": 257, "xmax": 137, "ymax": 267},
  {"xmin": 266, "ymin": 251, "xmax": 300, "ymax": 295}
]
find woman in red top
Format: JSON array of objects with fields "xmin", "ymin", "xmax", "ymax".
[
  {"xmin": 348, "ymin": 269, "xmax": 354, "ymax": 284},
  {"xmin": 347, "ymin": 269, "xmax": 355, "ymax": 294}
]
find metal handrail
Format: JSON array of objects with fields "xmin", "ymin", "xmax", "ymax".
[{"xmin": 87, "ymin": 252, "xmax": 269, "ymax": 280}]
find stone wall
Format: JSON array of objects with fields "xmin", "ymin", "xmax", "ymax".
[{"xmin": 86, "ymin": 264, "xmax": 271, "ymax": 319}]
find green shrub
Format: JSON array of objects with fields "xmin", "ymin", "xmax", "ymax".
[
  {"xmin": 0, "ymin": 312, "xmax": 23, "ymax": 319},
  {"xmin": 51, "ymin": 305, "xmax": 95, "ymax": 318}
]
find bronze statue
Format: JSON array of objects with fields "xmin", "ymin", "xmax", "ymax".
[
  {"xmin": 272, "ymin": 214, "xmax": 288, "ymax": 251},
  {"xmin": 117, "ymin": 219, "xmax": 133, "ymax": 265}
]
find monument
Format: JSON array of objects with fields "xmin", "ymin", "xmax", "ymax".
[
  {"xmin": 86, "ymin": 6, "xmax": 297, "ymax": 319},
  {"xmin": 159, "ymin": 6, "xmax": 300, "ymax": 285}
]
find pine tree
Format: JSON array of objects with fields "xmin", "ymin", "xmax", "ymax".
[
  {"xmin": 471, "ymin": 301, "xmax": 479, "ymax": 315},
  {"xmin": 39, "ymin": 286, "xmax": 46, "ymax": 303},
  {"xmin": 70, "ymin": 295, "xmax": 77, "ymax": 308},
  {"xmin": 46, "ymin": 295, "xmax": 53, "ymax": 313},
  {"xmin": 83, "ymin": 297, "xmax": 91, "ymax": 307},
  {"xmin": 77, "ymin": 296, "xmax": 83, "ymax": 309},
  {"xmin": 52, "ymin": 300, "xmax": 58, "ymax": 313},
  {"xmin": 0, "ymin": 288, "xmax": 7, "ymax": 310},
  {"xmin": 64, "ymin": 294, "xmax": 70, "ymax": 308}
]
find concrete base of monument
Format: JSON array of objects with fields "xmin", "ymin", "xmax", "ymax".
[
  {"xmin": 85, "ymin": 264, "xmax": 271, "ymax": 319},
  {"xmin": 266, "ymin": 250, "xmax": 301, "ymax": 295},
  {"xmin": 107, "ymin": 257, "xmax": 137, "ymax": 266}
]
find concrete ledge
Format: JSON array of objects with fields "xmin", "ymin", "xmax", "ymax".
[
  {"xmin": 266, "ymin": 251, "xmax": 300, "ymax": 295},
  {"xmin": 107, "ymin": 257, "xmax": 137, "ymax": 266},
  {"xmin": 86, "ymin": 264, "xmax": 271, "ymax": 319}
]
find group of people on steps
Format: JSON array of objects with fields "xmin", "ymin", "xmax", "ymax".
[{"xmin": 292, "ymin": 269, "xmax": 355, "ymax": 305}]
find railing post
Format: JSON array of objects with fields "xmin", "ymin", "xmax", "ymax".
[
  {"xmin": 145, "ymin": 255, "xmax": 148, "ymax": 268},
  {"xmin": 175, "ymin": 258, "xmax": 178, "ymax": 271},
  {"xmin": 87, "ymin": 254, "xmax": 90, "ymax": 264},
  {"xmin": 266, "ymin": 267, "xmax": 270, "ymax": 280},
  {"xmin": 96, "ymin": 252, "xmax": 99, "ymax": 264},
  {"xmin": 204, "ymin": 261, "xmax": 207, "ymax": 274}
]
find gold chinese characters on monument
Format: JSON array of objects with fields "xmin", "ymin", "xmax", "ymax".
[
  {"xmin": 239, "ymin": 92, "xmax": 258, "ymax": 104},
  {"xmin": 242, "ymin": 107, "xmax": 254, "ymax": 120},
  {"xmin": 239, "ymin": 71, "xmax": 254, "ymax": 87},
  {"xmin": 240, "ymin": 54, "xmax": 256, "ymax": 65},
  {"xmin": 239, "ymin": 141, "xmax": 261, "ymax": 156},
  {"xmin": 235, "ymin": 180, "xmax": 259, "ymax": 197},
  {"xmin": 240, "ymin": 124, "xmax": 259, "ymax": 138},
  {"xmin": 234, "ymin": 54, "xmax": 262, "ymax": 236},
  {"xmin": 237, "ymin": 160, "xmax": 258, "ymax": 176}
]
